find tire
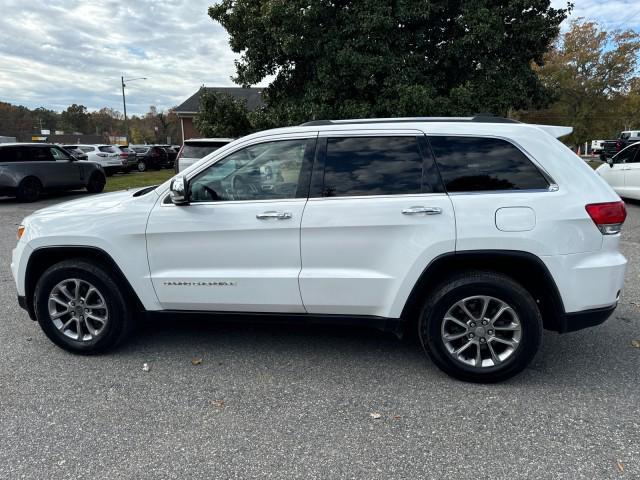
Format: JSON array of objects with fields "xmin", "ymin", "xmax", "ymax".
[
  {"xmin": 137, "ymin": 161, "xmax": 147, "ymax": 172},
  {"xmin": 418, "ymin": 271, "xmax": 542, "ymax": 383},
  {"xmin": 86, "ymin": 172, "xmax": 106, "ymax": 193},
  {"xmin": 16, "ymin": 177, "xmax": 42, "ymax": 202},
  {"xmin": 33, "ymin": 260, "xmax": 133, "ymax": 354}
]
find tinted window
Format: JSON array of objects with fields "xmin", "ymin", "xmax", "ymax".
[
  {"xmin": 322, "ymin": 136, "xmax": 423, "ymax": 197},
  {"xmin": 429, "ymin": 136, "xmax": 548, "ymax": 192},
  {"xmin": 98, "ymin": 146, "xmax": 117, "ymax": 153},
  {"xmin": 190, "ymin": 139, "xmax": 308, "ymax": 202},
  {"xmin": 614, "ymin": 144, "xmax": 639, "ymax": 164},
  {"xmin": 30, "ymin": 147, "xmax": 54, "ymax": 162},
  {"xmin": 0, "ymin": 146, "xmax": 29, "ymax": 162},
  {"xmin": 181, "ymin": 143, "xmax": 229, "ymax": 159},
  {"xmin": 132, "ymin": 147, "xmax": 149, "ymax": 154}
]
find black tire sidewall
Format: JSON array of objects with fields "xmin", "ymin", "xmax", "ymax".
[
  {"xmin": 419, "ymin": 274, "xmax": 542, "ymax": 383},
  {"xmin": 34, "ymin": 262, "xmax": 130, "ymax": 354},
  {"xmin": 87, "ymin": 173, "xmax": 106, "ymax": 193},
  {"xmin": 17, "ymin": 177, "xmax": 42, "ymax": 202}
]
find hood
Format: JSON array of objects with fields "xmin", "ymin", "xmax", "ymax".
[{"xmin": 29, "ymin": 189, "xmax": 148, "ymax": 218}]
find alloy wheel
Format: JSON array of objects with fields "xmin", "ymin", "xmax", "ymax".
[
  {"xmin": 48, "ymin": 278, "xmax": 109, "ymax": 342},
  {"xmin": 440, "ymin": 295, "xmax": 522, "ymax": 369}
]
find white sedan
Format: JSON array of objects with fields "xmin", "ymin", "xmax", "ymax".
[{"xmin": 597, "ymin": 143, "xmax": 640, "ymax": 200}]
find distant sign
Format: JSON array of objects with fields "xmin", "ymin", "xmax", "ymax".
[
  {"xmin": 41, "ymin": 129, "xmax": 50, "ymax": 135},
  {"xmin": 31, "ymin": 136, "xmax": 47, "ymax": 142}
]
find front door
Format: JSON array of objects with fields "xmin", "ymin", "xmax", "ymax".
[
  {"xmin": 623, "ymin": 145, "xmax": 640, "ymax": 200},
  {"xmin": 146, "ymin": 136, "xmax": 316, "ymax": 312},
  {"xmin": 603, "ymin": 144, "xmax": 639, "ymax": 194}
]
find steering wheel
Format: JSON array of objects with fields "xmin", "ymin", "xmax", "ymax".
[{"xmin": 231, "ymin": 175, "xmax": 258, "ymax": 200}]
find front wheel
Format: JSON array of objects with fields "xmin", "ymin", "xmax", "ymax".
[
  {"xmin": 34, "ymin": 260, "xmax": 133, "ymax": 354},
  {"xmin": 137, "ymin": 161, "xmax": 147, "ymax": 172},
  {"xmin": 86, "ymin": 172, "xmax": 106, "ymax": 193},
  {"xmin": 16, "ymin": 177, "xmax": 42, "ymax": 202},
  {"xmin": 418, "ymin": 271, "xmax": 542, "ymax": 383}
]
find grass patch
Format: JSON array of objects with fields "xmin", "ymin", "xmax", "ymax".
[
  {"xmin": 105, "ymin": 170, "xmax": 174, "ymax": 192},
  {"xmin": 588, "ymin": 161, "xmax": 602, "ymax": 170}
]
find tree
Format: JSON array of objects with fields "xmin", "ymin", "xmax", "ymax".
[
  {"xmin": 533, "ymin": 19, "xmax": 640, "ymax": 145},
  {"xmin": 60, "ymin": 104, "xmax": 91, "ymax": 133},
  {"xmin": 195, "ymin": 90, "xmax": 253, "ymax": 137},
  {"xmin": 208, "ymin": 0, "xmax": 569, "ymax": 125}
]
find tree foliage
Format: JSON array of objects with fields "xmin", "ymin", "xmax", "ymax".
[
  {"xmin": 531, "ymin": 19, "xmax": 640, "ymax": 145},
  {"xmin": 195, "ymin": 90, "xmax": 253, "ymax": 137},
  {"xmin": 209, "ymin": 0, "xmax": 569, "ymax": 125}
]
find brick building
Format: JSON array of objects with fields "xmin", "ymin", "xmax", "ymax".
[{"xmin": 174, "ymin": 87, "xmax": 264, "ymax": 141}]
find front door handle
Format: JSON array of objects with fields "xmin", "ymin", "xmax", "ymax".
[
  {"xmin": 256, "ymin": 211, "xmax": 292, "ymax": 220},
  {"xmin": 402, "ymin": 206, "xmax": 443, "ymax": 215}
]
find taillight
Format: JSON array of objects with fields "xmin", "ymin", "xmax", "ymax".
[{"xmin": 585, "ymin": 201, "xmax": 627, "ymax": 234}]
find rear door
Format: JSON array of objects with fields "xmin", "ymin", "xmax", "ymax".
[{"xmin": 299, "ymin": 131, "xmax": 455, "ymax": 318}]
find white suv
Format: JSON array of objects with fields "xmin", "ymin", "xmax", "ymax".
[
  {"xmin": 67, "ymin": 144, "xmax": 124, "ymax": 176},
  {"xmin": 11, "ymin": 117, "xmax": 627, "ymax": 382}
]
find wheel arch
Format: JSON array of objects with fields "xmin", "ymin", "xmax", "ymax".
[
  {"xmin": 24, "ymin": 246, "xmax": 144, "ymax": 320},
  {"xmin": 401, "ymin": 250, "xmax": 566, "ymax": 332}
]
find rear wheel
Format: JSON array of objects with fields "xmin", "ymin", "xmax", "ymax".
[
  {"xmin": 418, "ymin": 271, "xmax": 542, "ymax": 383},
  {"xmin": 86, "ymin": 172, "xmax": 106, "ymax": 193},
  {"xmin": 16, "ymin": 177, "xmax": 42, "ymax": 202},
  {"xmin": 137, "ymin": 161, "xmax": 147, "ymax": 172},
  {"xmin": 34, "ymin": 260, "xmax": 133, "ymax": 354}
]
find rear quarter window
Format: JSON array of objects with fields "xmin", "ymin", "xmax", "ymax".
[
  {"xmin": 0, "ymin": 146, "xmax": 29, "ymax": 162},
  {"xmin": 428, "ymin": 136, "xmax": 549, "ymax": 192}
]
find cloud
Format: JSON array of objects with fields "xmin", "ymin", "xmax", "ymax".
[
  {"xmin": 0, "ymin": 0, "xmax": 240, "ymax": 115},
  {"xmin": 0, "ymin": 0, "xmax": 638, "ymax": 115}
]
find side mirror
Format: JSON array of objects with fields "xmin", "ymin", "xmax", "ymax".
[
  {"xmin": 607, "ymin": 157, "xmax": 614, "ymax": 167},
  {"xmin": 169, "ymin": 176, "xmax": 189, "ymax": 205}
]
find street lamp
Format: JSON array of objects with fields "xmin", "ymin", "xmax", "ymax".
[{"xmin": 121, "ymin": 76, "xmax": 147, "ymax": 144}]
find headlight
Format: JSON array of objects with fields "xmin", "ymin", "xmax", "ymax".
[{"xmin": 17, "ymin": 225, "xmax": 25, "ymax": 240}]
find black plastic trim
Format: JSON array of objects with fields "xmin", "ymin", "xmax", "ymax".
[
  {"xmin": 146, "ymin": 310, "xmax": 402, "ymax": 334},
  {"xmin": 562, "ymin": 304, "xmax": 617, "ymax": 333}
]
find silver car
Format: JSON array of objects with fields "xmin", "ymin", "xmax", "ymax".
[{"xmin": 0, "ymin": 143, "xmax": 106, "ymax": 202}]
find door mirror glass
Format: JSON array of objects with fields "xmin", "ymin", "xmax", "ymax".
[
  {"xmin": 170, "ymin": 176, "xmax": 189, "ymax": 205},
  {"xmin": 607, "ymin": 157, "xmax": 613, "ymax": 167}
]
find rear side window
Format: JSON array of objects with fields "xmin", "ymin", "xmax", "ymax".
[
  {"xmin": 181, "ymin": 142, "xmax": 229, "ymax": 159},
  {"xmin": 0, "ymin": 146, "xmax": 29, "ymax": 162},
  {"xmin": 132, "ymin": 147, "xmax": 148, "ymax": 154},
  {"xmin": 429, "ymin": 136, "xmax": 549, "ymax": 192},
  {"xmin": 321, "ymin": 136, "xmax": 423, "ymax": 197},
  {"xmin": 98, "ymin": 146, "xmax": 117, "ymax": 153}
]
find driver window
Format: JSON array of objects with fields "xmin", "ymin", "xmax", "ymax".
[
  {"xmin": 189, "ymin": 139, "xmax": 307, "ymax": 202},
  {"xmin": 614, "ymin": 145, "xmax": 638, "ymax": 164},
  {"xmin": 50, "ymin": 147, "xmax": 71, "ymax": 161}
]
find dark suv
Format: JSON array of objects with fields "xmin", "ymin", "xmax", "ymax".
[
  {"xmin": 0, "ymin": 143, "xmax": 106, "ymax": 202},
  {"xmin": 129, "ymin": 145, "xmax": 169, "ymax": 171}
]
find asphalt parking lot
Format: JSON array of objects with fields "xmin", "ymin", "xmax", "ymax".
[{"xmin": 0, "ymin": 192, "xmax": 638, "ymax": 480}]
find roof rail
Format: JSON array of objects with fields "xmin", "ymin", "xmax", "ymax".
[{"xmin": 299, "ymin": 116, "xmax": 519, "ymax": 126}]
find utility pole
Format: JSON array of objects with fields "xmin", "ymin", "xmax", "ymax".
[{"xmin": 121, "ymin": 76, "xmax": 147, "ymax": 145}]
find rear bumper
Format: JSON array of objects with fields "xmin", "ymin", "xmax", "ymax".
[{"xmin": 560, "ymin": 303, "xmax": 617, "ymax": 333}]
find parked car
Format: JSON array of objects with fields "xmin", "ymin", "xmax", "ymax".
[
  {"xmin": 0, "ymin": 143, "xmax": 105, "ymax": 202},
  {"xmin": 66, "ymin": 144, "xmax": 124, "ymax": 176},
  {"xmin": 176, "ymin": 138, "xmax": 233, "ymax": 172},
  {"xmin": 590, "ymin": 140, "xmax": 605, "ymax": 154},
  {"xmin": 111, "ymin": 145, "xmax": 138, "ymax": 173},
  {"xmin": 156, "ymin": 145, "xmax": 177, "ymax": 169},
  {"xmin": 129, "ymin": 145, "xmax": 169, "ymax": 171},
  {"xmin": 601, "ymin": 130, "xmax": 640, "ymax": 158},
  {"xmin": 61, "ymin": 146, "xmax": 88, "ymax": 161},
  {"xmin": 12, "ymin": 117, "xmax": 627, "ymax": 382},
  {"xmin": 596, "ymin": 142, "xmax": 640, "ymax": 200}
]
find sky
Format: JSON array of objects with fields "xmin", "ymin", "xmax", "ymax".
[{"xmin": 0, "ymin": 0, "xmax": 639, "ymax": 116}]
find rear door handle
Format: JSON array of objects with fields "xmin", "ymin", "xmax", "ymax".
[
  {"xmin": 402, "ymin": 206, "xmax": 443, "ymax": 215},
  {"xmin": 256, "ymin": 211, "xmax": 292, "ymax": 220}
]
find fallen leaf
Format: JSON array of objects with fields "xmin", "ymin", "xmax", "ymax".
[
  {"xmin": 370, "ymin": 412, "xmax": 382, "ymax": 419},
  {"xmin": 393, "ymin": 415, "xmax": 402, "ymax": 420},
  {"xmin": 631, "ymin": 340, "xmax": 640, "ymax": 348},
  {"xmin": 212, "ymin": 399, "xmax": 225, "ymax": 408},
  {"xmin": 26, "ymin": 337, "xmax": 32, "ymax": 342},
  {"xmin": 616, "ymin": 461, "xmax": 624, "ymax": 472},
  {"xmin": 142, "ymin": 363, "xmax": 150, "ymax": 372},
  {"xmin": 191, "ymin": 358, "xmax": 203, "ymax": 365}
]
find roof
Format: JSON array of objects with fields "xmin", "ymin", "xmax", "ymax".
[
  {"xmin": 184, "ymin": 138, "xmax": 235, "ymax": 143},
  {"xmin": 174, "ymin": 87, "xmax": 264, "ymax": 115}
]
